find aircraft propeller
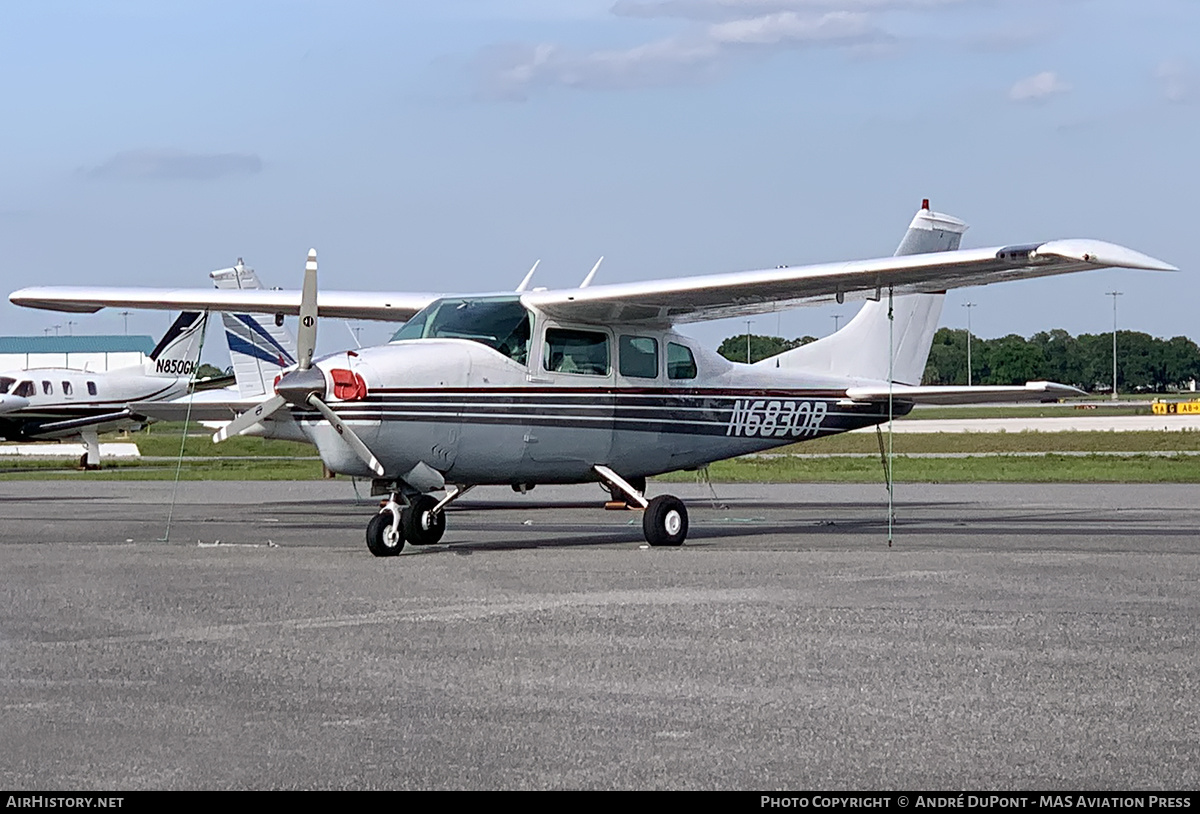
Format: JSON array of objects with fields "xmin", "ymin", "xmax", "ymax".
[{"xmin": 213, "ymin": 249, "xmax": 385, "ymax": 477}]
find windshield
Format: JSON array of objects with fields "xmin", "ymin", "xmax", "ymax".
[
  {"xmin": 0, "ymin": 377, "xmax": 13, "ymax": 394},
  {"xmin": 391, "ymin": 297, "xmax": 533, "ymax": 365}
]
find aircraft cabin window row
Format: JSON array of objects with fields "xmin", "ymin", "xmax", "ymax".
[{"xmin": 544, "ymin": 328, "xmax": 610, "ymax": 375}]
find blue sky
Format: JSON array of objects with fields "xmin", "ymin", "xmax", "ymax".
[{"xmin": 2, "ymin": 0, "xmax": 1196, "ymax": 357}]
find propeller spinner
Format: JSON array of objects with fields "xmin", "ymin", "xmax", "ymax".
[{"xmin": 213, "ymin": 249, "xmax": 385, "ymax": 477}]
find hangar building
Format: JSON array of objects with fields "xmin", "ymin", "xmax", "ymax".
[{"xmin": 0, "ymin": 335, "xmax": 155, "ymax": 374}]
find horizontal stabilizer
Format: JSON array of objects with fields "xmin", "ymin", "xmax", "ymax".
[
  {"xmin": 130, "ymin": 398, "xmax": 261, "ymax": 423},
  {"xmin": 844, "ymin": 381, "xmax": 1086, "ymax": 405}
]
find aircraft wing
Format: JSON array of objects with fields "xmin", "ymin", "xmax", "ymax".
[
  {"xmin": 844, "ymin": 381, "xmax": 1086, "ymax": 405},
  {"xmin": 522, "ymin": 239, "xmax": 1175, "ymax": 325},
  {"xmin": 9, "ymin": 287, "xmax": 441, "ymax": 322},
  {"xmin": 9, "ymin": 239, "xmax": 1173, "ymax": 326}
]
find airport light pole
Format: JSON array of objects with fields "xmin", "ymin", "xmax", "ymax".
[
  {"xmin": 1107, "ymin": 291, "xmax": 1122, "ymax": 401},
  {"xmin": 832, "ymin": 314, "xmax": 842, "ymax": 333},
  {"xmin": 961, "ymin": 302, "xmax": 976, "ymax": 387},
  {"xmin": 120, "ymin": 311, "xmax": 130, "ymax": 335}
]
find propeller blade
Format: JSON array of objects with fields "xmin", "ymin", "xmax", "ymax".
[
  {"xmin": 213, "ymin": 394, "xmax": 288, "ymax": 442},
  {"xmin": 296, "ymin": 248, "xmax": 318, "ymax": 370},
  {"xmin": 306, "ymin": 394, "xmax": 385, "ymax": 477}
]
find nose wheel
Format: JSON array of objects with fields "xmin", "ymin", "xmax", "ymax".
[
  {"xmin": 366, "ymin": 508, "xmax": 403, "ymax": 557},
  {"xmin": 402, "ymin": 494, "xmax": 446, "ymax": 546}
]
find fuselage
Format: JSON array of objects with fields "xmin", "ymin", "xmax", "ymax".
[{"xmin": 278, "ymin": 296, "xmax": 909, "ymax": 484}]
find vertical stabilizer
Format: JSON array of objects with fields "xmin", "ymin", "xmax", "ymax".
[
  {"xmin": 755, "ymin": 203, "xmax": 968, "ymax": 385},
  {"xmin": 211, "ymin": 262, "xmax": 298, "ymax": 398},
  {"xmin": 146, "ymin": 311, "xmax": 207, "ymax": 378}
]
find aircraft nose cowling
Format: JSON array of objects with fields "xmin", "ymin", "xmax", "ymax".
[
  {"xmin": 0, "ymin": 395, "xmax": 30, "ymax": 414},
  {"xmin": 275, "ymin": 366, "xmax": 326, "ymax": 404}
]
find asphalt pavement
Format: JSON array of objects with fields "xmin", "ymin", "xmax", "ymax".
[{"xmin": 2, "ymin": 480, "xmax": 1197, "ymax": 789}]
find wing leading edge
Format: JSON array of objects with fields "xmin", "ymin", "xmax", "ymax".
[
  {"xmin": 9, "ymin": 239, "xmax": 1174, "ymax": 326},
  {"xmin": 522, "ymin": 239, "xmax": 1176, "ymax": 325}
]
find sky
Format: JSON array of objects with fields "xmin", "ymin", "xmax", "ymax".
[{"xmin": 1, "ymin": 0, "xmax": 1196, "ymax": 361}]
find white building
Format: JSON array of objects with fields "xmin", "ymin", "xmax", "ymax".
[{"xmin": 0, "ymin": 335, "xmax": 155, "ymax": 373}]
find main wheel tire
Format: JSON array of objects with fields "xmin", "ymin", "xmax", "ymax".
[
  {"xmin": 402, "ymin": 494, "xmax": 447, "ymax": 546},
  {"xmin": 643, "ymin": 494, "xmax": 688, "ymax": 547},
  {"xmin": 366, "ymin": 512, "xmax": 403, "ymax": 557}
]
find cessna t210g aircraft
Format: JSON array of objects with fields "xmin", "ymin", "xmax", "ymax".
[{"xmin": 10, "ymin": 203, "xmax": 1175, "ymax": 551}]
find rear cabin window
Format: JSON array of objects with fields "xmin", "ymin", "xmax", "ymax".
[
  {"xmin": 543, "ymin": 328, "xmax": 610, "ymax": 376},
  {"xmin": 667, "ymin": 342, "xmax": 697, "ymax": 380},
  {"xmin": 619, "ymin": 335, "xmax": 658, "ymax": 379},
  {"xmin": 87, "ymin": 381, "xmax": 97, "ymax": 396}
]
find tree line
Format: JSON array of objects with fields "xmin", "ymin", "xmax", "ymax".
[{"xmin": 717, "ymin": 329, "xmax": 1200, "ymax": 393}]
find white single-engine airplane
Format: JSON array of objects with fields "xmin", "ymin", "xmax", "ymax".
[
  {"xmin": 10, "ymin": 203, "xmax": 1175, "ymax": 550},
  {"xmin": 0, "ymin": 311, "xmax": 207, "ymax": 468}
]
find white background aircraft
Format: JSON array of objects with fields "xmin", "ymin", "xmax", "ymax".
[
  {"xmin": 11, "ymin": 204, "xmax": 1174, "ymax": 546},
  {"xmin": 0, "ymin": 312, "xmax": 207, "ymax": 467}
]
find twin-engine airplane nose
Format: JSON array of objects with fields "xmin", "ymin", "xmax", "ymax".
[
  {"xmin": 274, "ymin": 366, "xmax": 326, "ymax": 404},
  {"xmin": 0, "ymin": 395, "xmax": 30, "ymax": 414}
]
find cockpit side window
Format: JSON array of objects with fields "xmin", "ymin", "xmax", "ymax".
[
  {"xmin": 391, "ymin": 297, "xmax": 533, "ymax": 365},
  {"xmin": 14, "ymin": 381, "xmax": 35, "ymax": 398}
]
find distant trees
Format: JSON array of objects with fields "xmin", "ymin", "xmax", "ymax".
[
  {"xmin": 718, "ymin": 327, "xmax": 1200, "ymax": 393},
  {"xmin": 716, "ymin": 334, "xmax": 816, "ymax": 365},
  {"xmin": 921, "ymin": 328, "xmax": 1200, "ymax": 392}
]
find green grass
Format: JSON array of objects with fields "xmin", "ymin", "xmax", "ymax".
[
  {"xmin": 785, "ymin": 430, "xmax": 1200, "ymax": 454},
  {"xmin": 659, "ymin": 453, "xmax": 1200, "ymax": 484},
  {"xmin": 904, "ymin": 403, "xmax": 1154, "ymax": 420},
  {"xmin": 7, "ymin": 421, "xmax": 1200, "ymax": 483}
]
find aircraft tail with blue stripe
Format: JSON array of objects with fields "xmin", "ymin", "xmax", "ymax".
[{"xmin": 210, "ymin": 261, "xmax": 298, "ymax": 398}]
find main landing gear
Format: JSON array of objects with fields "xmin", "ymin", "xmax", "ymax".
[
  {"xmin": 365, "ymin": 486, "xmax": 473, "ymax": 557},
  {"xmin": 364, "ymin": 470, "xmax": 690, "ymax": 556},
  {"xmin": 594, "ymin": 465, "xmax": 689, "ymax": 547}
]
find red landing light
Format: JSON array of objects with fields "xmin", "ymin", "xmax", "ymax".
[{"xmin": 330, "ymin": 368, "xmax": 368, "ymax": 400}]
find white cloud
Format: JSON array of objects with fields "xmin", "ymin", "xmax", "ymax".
[
  {"xmin": 479, "ymin": 10, "xmax": 885, "ymax": 98},
  {"xmin": 1008, "ymin": 71, "xmax": 1071, "ymax": 103},
  {"xmin": 612, "ymin": 0, "xmax": 959, "ymax": 21},
  {"xmin": 1156, "ymin": 60, "xmax": 1192, "ymax": 103},
  {"xmin": 85, "ymin": 150, "xmax": 263, "ymax": 181},
  {"xmin": 708, "ymin": 10, "xmax": 874, "ymax": 45}
]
